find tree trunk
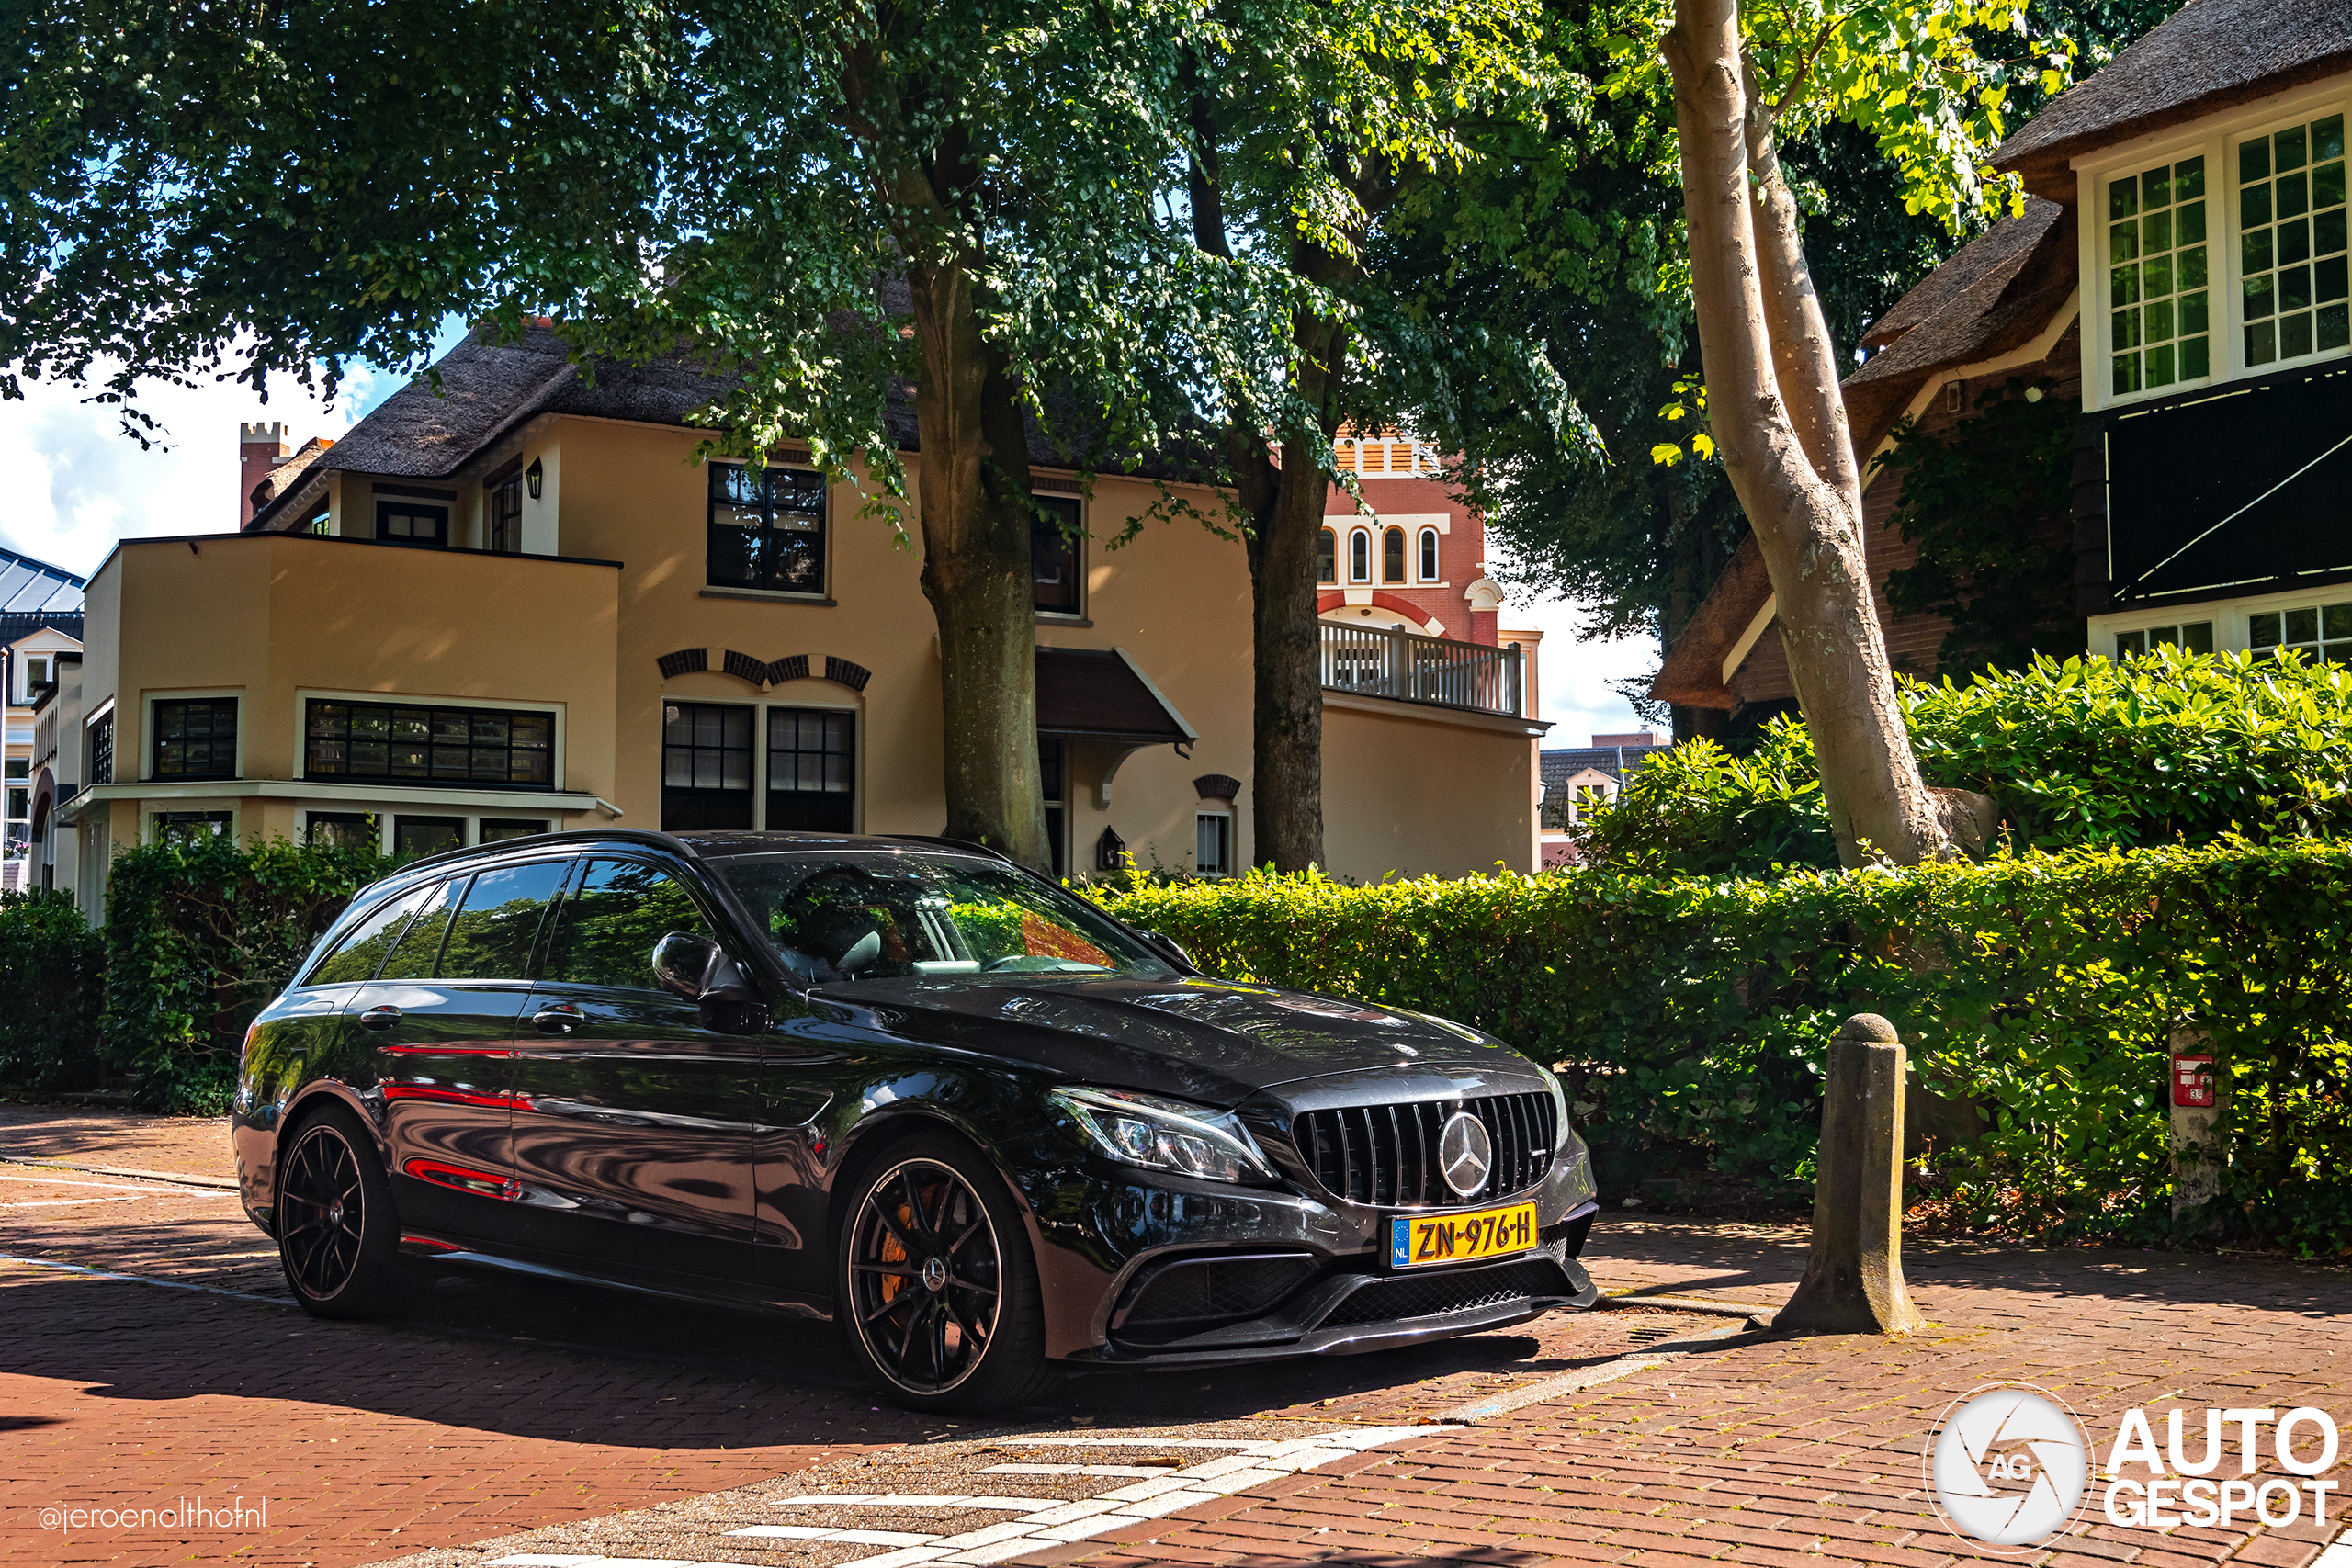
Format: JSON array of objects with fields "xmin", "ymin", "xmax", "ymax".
[
  {"xmin": 1662, "ymin": 0, "xmax": 1949, "ymax": 866},
  {"xmin": 904, "ymin": 259, "xmax": 1051, "ymax": 871},
  {"xmin": 1249, "ymin": 419, "xmax": 1334, "ymax": 872}
]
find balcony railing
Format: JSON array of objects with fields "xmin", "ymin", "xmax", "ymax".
[{"xmin": 1320, "ymin": 623, "xmax": 1524, "ymax": 718}]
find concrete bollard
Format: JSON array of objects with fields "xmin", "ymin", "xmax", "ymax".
[
  {"xmin": 2169, "ymin": 1028, "xmax": 2223, "ymax": 1225},
  {"xmin": 1773, "ymin": 1012, "xmax": 1927, "ymax": 1337}
]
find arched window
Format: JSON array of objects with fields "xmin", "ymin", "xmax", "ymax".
[
  {"xmin": 1382, "ymin": 526, "xmax": 1406, "ymax": 584},
  {"xmin": 1419, "ymin": 527, "xmax": 1440, "ymax": 581},
  {"xmin": 1317, "ymin": 528, "xmax": 1337, "ymax": 584},
  {"xmin": 1349, "ymin": 529, "xmax": 1371, "ymax": 582}
]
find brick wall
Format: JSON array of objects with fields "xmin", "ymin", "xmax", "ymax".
[{"xmin": 1728, "ymin": 318, "xmax": 2083, "ymax": 709}]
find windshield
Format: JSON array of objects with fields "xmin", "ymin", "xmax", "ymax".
[{"xmin": 707, "ymin": 852, "xmax": 1173, "ymax": 987}]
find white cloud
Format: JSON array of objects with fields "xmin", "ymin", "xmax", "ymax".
[
  {"xmin": 1503, "ymin": 595, "xmax": 1665, "ymax": 748},
  {"xmin": 0, "ymin": 358, "xmax": 402, "ymax": 578}
]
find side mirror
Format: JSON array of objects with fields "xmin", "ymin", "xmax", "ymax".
[
  {"xmin": 1135, "ymin": 929, "xmax": 1194, "ymax": 970},
  {"xmin": 650, "ymin": 931, "xmax": 753, "ymax": 1002}
]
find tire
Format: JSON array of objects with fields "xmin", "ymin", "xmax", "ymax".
[
  {"xmin": 275, "ymin": 1103, "xmax": 413, "ymax": 1320},
  {"xmin": 835, "ymin": 1131, "xmax": 1061, "ymax": 1413}
]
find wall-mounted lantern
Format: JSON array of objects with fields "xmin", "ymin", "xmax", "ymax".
[
  {"xmin": 525, "ymin": 457, "xmax": 545, "ymax": 500},
  {"xmin": 1095, "ymin": 826, "xmax": 1126, "ymax": 872}
]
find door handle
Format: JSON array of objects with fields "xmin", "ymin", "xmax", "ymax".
[
  {"xmin": 357, "ymin": 1005, "xmax": 402, "ymax": 1032},
  {"xmin": 532, "ymin": 1004, "xmax": 585, "ymax": 1035}
]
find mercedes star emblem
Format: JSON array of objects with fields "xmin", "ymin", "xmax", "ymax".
[{"xmin": 1439, "ymin": 1110, "xmax": 1493, "ymax": 1198}]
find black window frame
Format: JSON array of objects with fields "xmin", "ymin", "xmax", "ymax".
[
  {"xmin": 377, "ymin": 500, "xmax": 449, "ymax": 547},
  {"xmin": 306, "ymin": 811, "xmax": 381, "ymax": 850},
  {"xmin": 662, "ymin": 701, "xmax": 756, "ymax": 829},
  {"xmin": 486, "ymin": 471, "xmax": 525, "ymax": 554},
  {"xmin": 1196, "ymin": 810, "xmax": 1233, "ymax": 875},
  {"xmin": 392, "ymin": 816, "xmax": 468, "ymax": 859},
  {"xmin": 765, "ymin": 706, "xmax": 855, "ymax": 831},
  {"xmin": 303, "ymin": 699, "xmax": 554, "ymax": 788},
  {"xmin": 1032, "ymin": 495, "xmax": 1082, "ymax": 615},
  {"xmin": 87, "ymin": 711, "xmax": 113, "ymax": 785},
  {"xmin": 156, "ymin": 809, "xmax": 234, "ymax": 842},
  {"xmin": 707, "ymin": 461, "xmax": 828, "ymax": 596},
  {"xmin": 152, "ymin": 698, "xmax": 239, "ymax": 781}
]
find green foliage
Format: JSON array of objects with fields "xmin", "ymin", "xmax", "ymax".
[
  {"xmin": 1101, "ymin": 842, "xmax": 2352, "ymax": 1253},
  {"xmin": 102, "ymin": 838, "xmax": 394, "ymax": 1113},
  {"xmin": 1877, "ymin": 378, "xmax": 2085, "ymax": 671},
  {"xmin": 1582, "ymin": 649, "xmax": 2352, "ymax": 873},
  {"xmin": 0, "ymin": 891, "xmax": 107, "ymax": 1090}
]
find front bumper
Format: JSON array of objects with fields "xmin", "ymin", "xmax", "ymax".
[{"xmin": 1013, "ymin": 1126, "xmax": 1601, "ymax": 1363}]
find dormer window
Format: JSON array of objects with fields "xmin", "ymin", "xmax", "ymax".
[{"xmin": 2109, "ymin": 156, "xmax": 2210, "ymax": 395}]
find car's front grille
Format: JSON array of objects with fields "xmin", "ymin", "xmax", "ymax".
[
  {"xmin": 1319, "ymin": 1258, "xmax": 1571, "ymax": 1326},
  {"xmin": 1294, "ymin": 1091, "xmax": 1555, "ymax": 1207}
]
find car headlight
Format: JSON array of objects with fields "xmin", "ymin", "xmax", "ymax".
[
  {"xmin": 1052, "ymin": 1087, "xmax": 1277, "ymax": 1184},
  {"xmin": 1536, "ymin": 1063, "xmax": 1574, "ymax": 1152}
]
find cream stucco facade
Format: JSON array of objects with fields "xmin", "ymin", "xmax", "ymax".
[{"xmin": 60, "ymin": 362, "xmax": 1547, "ymax": 904}]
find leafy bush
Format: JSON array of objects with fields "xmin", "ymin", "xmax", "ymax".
[
  {"xmin": 1099, "ymin": 843, "xmax": 2352, "ymax": 1254},
  {"xmin": 1582, "ymin": 647, "xmax": 2352, "ymax": 873},
  {"xmin": 0, "ymin": 890, "xmax": 107, "ymax": 1090},
  {"xmin": 103, "ymin": 837, "xmax": 394, "ymax": 1112}
]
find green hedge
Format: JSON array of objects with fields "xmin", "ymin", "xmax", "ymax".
[
  {"xmin": 102, "ymin": 837, "xmax": 394, "ymax": 1112},
  {"xmin": 1584, "ymin": 647, "xmax": 2352, "ymax": 874},
  {"xmin": 1099, "ymin": 842, "xmax": 2352, "ymax": 1254},
  {"xmin": 0, "ymin": 890, "xmax": 107, "ymax": 1090}
]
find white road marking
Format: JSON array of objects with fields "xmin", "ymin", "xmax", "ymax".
[
  {"xmin": 0, "ymin": 1173, "xmax": 237, "ymax": 1194},
  {"xmin": 776, "ymin": 1496, "xmax": 1041, "ymax": 1511},
  {"xmin": 0, "ymin": 1253, "xmax": 289, "ymax": 1307},
  {"xmin": 0, "ymin": 1196, "xmax": 148, "ymax": 1209},
  {"xmin": 707, "ymin": 1425, "xmax": 1437, "ymax": 1565},
  {"xmin": 978, "ymin": 1462, "xmax": 1173, "ymax": 1477}
]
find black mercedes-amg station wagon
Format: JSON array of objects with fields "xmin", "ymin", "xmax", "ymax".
[{"xmin": 233, "ymin": 830, "xmax": 1600, "ymax": 1409}]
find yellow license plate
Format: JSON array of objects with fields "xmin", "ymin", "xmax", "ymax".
[{"xmin": 1390, "ymin": 1202, "xmax": 1538, "ymax": 1269}]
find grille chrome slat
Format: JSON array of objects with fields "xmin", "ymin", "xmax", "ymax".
[{"xmin": 1293, "ymin": 1091, "xmax": 1556, "ymax": 1208}]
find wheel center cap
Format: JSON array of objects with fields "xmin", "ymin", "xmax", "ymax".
[
  {"xmin": 327, "ymin": 1201, "xmax": 343, "ymax": 1225},
  {"xmin": 921, "ymin": 1256, "xmax": 949, "ymax": 1292}
]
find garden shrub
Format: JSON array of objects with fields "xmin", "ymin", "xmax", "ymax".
[
  {"xmin": 1582, "ymin": 646, "xmax": 2352, "ymax": 873},
  {"xmin": 103, "ymin": 837, "xmax": 394, "ymax": 1112},
  {"xmin": 1099, "ymin": 842, "xmax": 2352, "ymax": 1255},
  {"xmin": 0, "ymin": 890, "xmax": 107, "ymax": 1090}
]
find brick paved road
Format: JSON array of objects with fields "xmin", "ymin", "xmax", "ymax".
[
  {"xmin": 0, "ymin": 1110, "xmax": 1722, "ymax": 1568},
  {"xmin": 1035, "ymin": 1240, "xmax": 2352, "ymax": 1568}
]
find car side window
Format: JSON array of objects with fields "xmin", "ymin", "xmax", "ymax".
[
  {"xmin": 436, "ymin": 861, "xmax": 571, "ymax": 980},
  {"xmin": 545, "ymin": 859, "xmax": 713, "ymax": 992},
  {"xmin": 373, "ymin": 878, "xmax": 461, "ymax": 981},
  {"xmin": 303, "ymin": 886, "xmax": 432, "ymax": 987}
]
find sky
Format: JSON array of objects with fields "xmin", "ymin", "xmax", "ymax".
[{"xmin": 0, "ymin": 350, "xmax": 1655, "ymax": 746}]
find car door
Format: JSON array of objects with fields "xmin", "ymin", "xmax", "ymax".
[
  {"xmin": 508, "ymin": 854, "xmax": 765, "ymax": 1282},
  {"xmin": 346, "ymin": 869, "xmax": 538, "ymax": 1248}
]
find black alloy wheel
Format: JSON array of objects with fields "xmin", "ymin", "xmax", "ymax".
[
  {"xmin": 277, "ymin": 1106, "xmax": 412, "ymax": 1319},
  {"xmin": 838, "ymin": 1134, "xmax": 1057, "ymax": 1411}
]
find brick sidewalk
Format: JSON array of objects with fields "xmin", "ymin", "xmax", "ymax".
[
  {"xmin": 1028, "ymin": 1239, "xmax": 2352, "ymax": 1568},
  {"xmin": 0, "ymin": 1104, "xmax": 235, "ymax": 1181}
]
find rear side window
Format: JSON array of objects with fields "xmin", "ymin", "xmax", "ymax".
[
  {"xmin": 303, "ymin": 886, "xmax": 431, "ymax": 987},
  {"xmin": 374, "ymin": 879, "xmax": 460, "ymax": 981},
  {"xmin": 436, "ymin": 861, "xmax": 571, "ymax": 980},
  {"xmin": 545, "ymin": 859, "xmax": 713, "ymax": 991}
]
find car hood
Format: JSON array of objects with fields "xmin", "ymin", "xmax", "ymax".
[{"xmin": 814, "ymin": 974, "xmax": 1541, "ymax": 1105}]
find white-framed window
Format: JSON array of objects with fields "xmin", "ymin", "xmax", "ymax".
[
  {"xmin": 2250, "ymin": 599, "xmax": 2352, "ymax": 663},
  {"xmin": 2114, "ymin": 621, "xmax": 2214, "ymax": 657},
  {"xmin": 2091, "ymin": 96, "xmax": 2351, "ymax": 407},
  {"xmin": 2235, "ymin": 112, "xmax": 2348, "ymax": 370},
  {"xmin": 1418, "ymin": 527, "xmax": 1440, "ymax": 581},
  {"xmin": 2104, "ymin": 153, "xmax": 2212, "ymax": 397},
  {"xmin": 1348, "ymin": 528, "xmax": 1371, "ymax": 583},
  {"xmin": 1195, "ymin": 811, "xmax": 1233, "ymax": 875}
]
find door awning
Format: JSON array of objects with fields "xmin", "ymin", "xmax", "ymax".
[{"xmin": 1035, "ymin": 647, "xmax": 1196, "ymax": 750}]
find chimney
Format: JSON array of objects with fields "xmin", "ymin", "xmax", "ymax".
[{"xmin": 240, "ymin": 421, "xmax": 290, "ymax": 526}]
